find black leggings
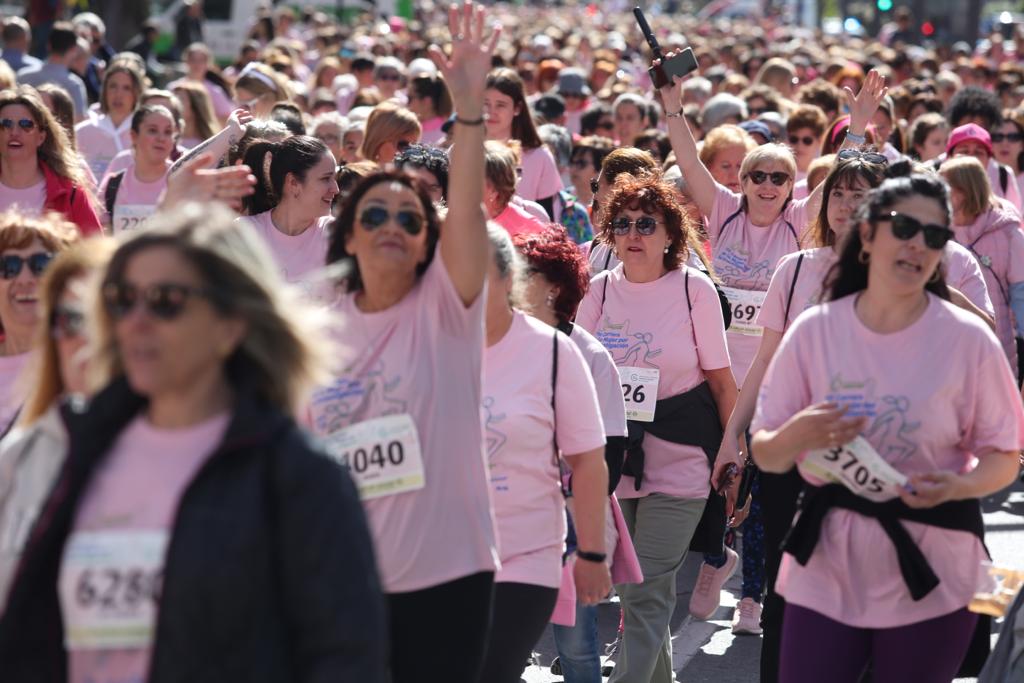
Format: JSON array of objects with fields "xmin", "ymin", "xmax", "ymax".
[
  {"xmin": 387, "ymin": 571, "xmax": 495, "ymax": 683},
  {"xmin": 480, "ymin": 582, "xmax": 560, "ymax": 683},
  {"xmin": 759, "ymin": 469, "xmax": 804, "ymax": 683}
]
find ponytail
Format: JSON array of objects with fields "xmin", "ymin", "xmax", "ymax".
[{"xmin": 241, "ymin": 135, "xmax": 330, "ymax": 216}]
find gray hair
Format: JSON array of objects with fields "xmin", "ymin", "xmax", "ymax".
[
  {"xmin": 700, "ymin": 93, "xmax": 748, "ymax": 132},
  {"xmin": 612, "ymin": 93, "xmax": 648, "ymax": 118},
  {"xmin": 72, "ymin": 11, "xmax": 105, "ymax": 36},
  {"xmin": 682, "ymin": 77, "xmax": 713, "ymax": 104},
  {"xmin": 538, "ymin": 123, "xmax": 572, "ymax": 169},
  {"xmin": 487, "ymin": 221, "xmax": 523, "ymax": 281},
  {"xmin": 310, "ymin": 111, "xmax": 349, "ymax": 134}
]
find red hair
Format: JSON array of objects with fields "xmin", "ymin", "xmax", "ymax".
[{"xmin": 513, "ymin": 225, "xmax": 589, "ymax": 325}]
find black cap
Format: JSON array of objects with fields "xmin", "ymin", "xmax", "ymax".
[{"xmin": 534, "ymin": 93, "xmax": 566, "ymax": 121}]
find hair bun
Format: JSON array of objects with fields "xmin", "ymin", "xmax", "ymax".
[{"xmin": 885, "ymin": 159, "xmax": 913, "ymax": 179}]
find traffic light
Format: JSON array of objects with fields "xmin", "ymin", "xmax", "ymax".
[
  {"xmin": 921, "ymin": 20, "xmax": 935, "ymax": 35},
  {"xmin": 877, "ymin": 0, "xmax": 893, "ymax": 11}
]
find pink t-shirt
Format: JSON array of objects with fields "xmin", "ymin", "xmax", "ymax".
[
  {"xmin": 483, "ymin": 312, "xmax": 605, "ymax": 588},
  {"xmin": 103, "ymin": 149, "xmax": 135, "ymax": 180},
  {"xmin": 0, "ymin": 179, "xmax": 46, "ymax": 215},
  {"xmin": 0, "ymin": 352, "xmax": 29, "ymax": 431},
  {"xmin": 706, "ymin": 183, "xmax": 808, "ymax": 384},
  {"xmin": 75, "ymin": 114, "xmax": 133, "ymax": 180},
  {"xmin": 62, "ymin": 412, "xmax": 230, "ymax": 683},
  {"xmin": 953, "ymin": 206, "xmax": 1024, "ymax": 374},
  {"xmin": 989, "ymin": 158, "xmax": 1023, "ymax": 215},
  {"xmin": 944, "ymin": 239, "xmax": 996, "ymax": 317},
  {"xmin": 237, "ymin": 212, "xmax": 333, "ymax": 304},
  {"xmin": 307, "ymin": 252, "xmax": 498, "ymax": 593},
  {"xmin": 576, "ymin": 265, "xmax": 731, "ymax": 499},
  {"xmin": 752, "ymin": 294, "xmax": 1024, "ymax": 628},
  {"xmin": 419, "ymin": 117, "xmax": 446, "ymax": 147},
  {"xmin": 569, "ymin": 324, "xmax": 628, "ymax": 439},
  {"xmin": 518, "ymin": 145, "xmax": 564, "ymax": 202},
  {"xmin": 494, "ymin": 201, "xmax": 547, "ymax": 238},
  {"xmin": 98, "ymin": 163, "xmax": 169, "ymax": 234}
]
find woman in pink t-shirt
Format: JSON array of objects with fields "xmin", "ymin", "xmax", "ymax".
[
  {"xmin": 479, "ymin": 224, "xmax": 610, "ymax": 683},
  {"xmin": 575, "ymin": 174, "xmax": 738, "ymax": 683},
  {"xmin": 75, "ymin": 61, "xmax": 144, "ymax": 181},
  {"xmin": 940, "ymin": 155, "xmax": 1024, "ymax": 378},
  {"xmin": 751, "ymin": 174, "xmax": 1024, "ymax": 683},
  {"xmin": 485, "ymin": 140, "xmax": 548, "ymax": 238},
  {"xmin": 236, "ymin": 135, "xmax": 339, "ymax": 301},
  {"xmin": 98, "ymin": 105, "xmax": 176, "ymax": 235},
  {"xmin": 484, "ymin": 68, "xmax": 562, "ymax": 218},
  {"xmin": 310, "ymin": 9, "xmax": 503, "ymax": 682}
]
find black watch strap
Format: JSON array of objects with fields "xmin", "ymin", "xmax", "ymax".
[{"xmin": 576, "ymin": 550, "xmax": 607, "ymax": 563}]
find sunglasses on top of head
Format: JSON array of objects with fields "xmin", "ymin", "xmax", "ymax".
[
  {"xmin": 746, "ymin": 170, "xmax": 791, "ymax": 186},
  {"xmin": 610, "ymin": 215, "xmax": 662, "ymax": 236},
  {"xmin": 2, "ymin": 252, "xmax": 52, "ymax": 279},
  {"xmin": 102, "ymin": 282, "xmax": 213, "ymax": 321},
  {"xmin": 359, "ymin": 206, "xmax": 425, "ymax": 235},
  {"xmin": 837, "ymin": 149, "xmax": 888, "ymax": 165},
  {"xmin": 872, "ymin": 211, "xmax": 953, "ymax": 250}
]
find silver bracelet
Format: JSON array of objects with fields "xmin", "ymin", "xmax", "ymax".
[
  {"xmin": 845, "ymin": 131, "xmax": 866, "ymax": 144},
  {"xmin": 665, "ymin": 109, "xmax": 685, "ymax": 118}
]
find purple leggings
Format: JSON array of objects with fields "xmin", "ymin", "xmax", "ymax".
[{"xmin": 779, "ymin": 603, "xmax": 978, "ymax": 683}]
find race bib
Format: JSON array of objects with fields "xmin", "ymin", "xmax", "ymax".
[
  {"xmin": 112, "ymin": 204, "xmax": 157, "ymax": 234},
  {"xmin": 618, "ymin": 367, "xmax": 660, "ymax": 422},
  {"xmin": 721, "ymin": 286, "xmax": 767, "ymax": 336},
  {"xmin": 60, "ymin": 530, "xmax": 167, "ymax": 650},
  {"xmin": 323, "ymin": 414, "xmax": 425, "ymax": 500},
  {"xmin": 800, "ymin": 436, "xmax": 909, "ymax": 503}
]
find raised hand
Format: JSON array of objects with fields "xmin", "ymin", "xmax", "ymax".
[
  {"xmin": 427, "ymin": 2, "xmax": 501, "ymax": 111},
  {"xmin": 653, "ymin": 50, "xmax": 688, "ymax": 114},
  {"xmin": 846, "ymin": 69, "xmax": 888, "ymax": 138},
  {"xmin": 226, "ymin": 108, "xmax": 254, "ymax": 142},
  {"xmin": 161, "ymin": 153, "xmax": 256, "ymax": 211}
]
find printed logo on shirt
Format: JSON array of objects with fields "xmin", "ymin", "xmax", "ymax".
[
  {"xmin": 594, "ymin": 318, "xmax": 662, "ymax": 368},
  {"xmin": 312, "ymin": 360, "xmax": 407, "ymax": 434},
  {"xmin": 481, "ymin": 396, "xmax": 510, "ymax": 491},
  {"xmin": 825, "ymin": 374, "xmax": 920, "ymax": 466},
  {"xmin": 715, "ymin": 244, "xmax": 774, "ymax": 289}
]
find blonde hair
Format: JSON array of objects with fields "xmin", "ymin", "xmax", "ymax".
[
  {"xmin": 20, "ymin": 237, "xmax": 116, "ymax": 426},
  {"xmin": 0, "ymin": 60, "xmax": 14, "ymax": 91},
  {"xmin": 806, "ymin": 153, "xmax": 837, "ymax": 191},
  {"xmin": 0, "ymin": 86, "xmax": 88, "ymax": 189},
  {"xmin": 755, "ymin": 58, "xmax": 797, "ymax": 92},
  {"xmin": 172, "ymin": 81, "xmax": 218, "ymax": 141},
  {"xmin": 699, "ymin": 124, "xmax": 757, "ymax": 167},
  {"xmin": 90, "ymin": 203, "xmax": 333, "ymax": 414},
  {"xmin": 940, "ymin": 156, "xmax": 993, "ymax": 220},
  {"xmin": 235, "ymin": 62, "xmax": 292, "ymax": 103},
  {"xmin": 739, "ymin": 143, "xmax": 798, "ymax": 182},
  {"xmin": 359, "ymin": 102, "xmax": 422, "ymax": 162},
  {"xmin": 484, "ymin": 140, "xmax": 521, "ymax": 206}
]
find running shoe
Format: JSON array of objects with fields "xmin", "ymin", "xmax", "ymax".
[
  {"xmin": 731, "ymin": 597, "xmax": 763, "ymax": 635},
  {"xmin": 688, "ymin": 547, "xmax": 738, "ymax": 620}
]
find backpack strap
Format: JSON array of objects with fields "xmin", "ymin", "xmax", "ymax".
[
  {"xmin": 1000, "ymin": 165, "xmax": 1009, "ymax": 195},
  {"xmin": 551, "ymin": 329, "xmax": 570, "ymax": 497},
  {"xmin": 718, "ymin": 207, "xmax": 744, "ymax": 243},
  {"xmin": 783, "ymin": 252, "xmax": 806, "ymax": 327},
  {"xmin": 104, "ymin": 170, "xmax": 126, "ymax": 218},
  {"xmin": 784, "ymin": 219, "xmax": 799, "ymax": 247}
]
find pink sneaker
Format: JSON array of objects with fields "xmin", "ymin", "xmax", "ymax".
[
  {"xmin": 731, "ymin": 597, "xmax": 763, "ymax": 635},
  {"xmin": 688, "ymin": 547, "xmax": 738, "ymax": 620}
]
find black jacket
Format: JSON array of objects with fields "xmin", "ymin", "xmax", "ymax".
[{"xmin": 0, "ymin": 377, "xmax": 387, "ymax": 682}]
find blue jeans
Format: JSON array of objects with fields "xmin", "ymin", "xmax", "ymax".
[{"xmin": 552, "ymin": 603, "xmax": 601, "ymax": 683}]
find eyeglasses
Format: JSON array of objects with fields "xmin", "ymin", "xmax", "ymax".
[
  {"xmin": 746, "ymin": 170, "xmax": 791, "ymax": 186},
  {"xmin": 589, "ymin": 177, "xmax": 599, "ymax": 194},
  {"xmin": 610, "ymin": 215, "xmax": 662, "ymax": 236},
  {"xmin": 2, "ymin": 252, "xmax": 52, "ymax": 279},
  {"xmin": 51, "ymin": 305, "xmax": 85, "ymax": 339},
  {"xmin": 102, "ymin": 282, "xmax": 212, "ymax": 321},
  {"xmin": 0, "ymin": 118, "xmax": 36, "ymax": 131},
  {"xmin": 837, "ymin": 149, "xmax": 889, "ymax": 165},
  {"xmin": 359, "ymin": 206, "xmax": 425, "ymax": 235},
  {"xmin": 872, "ymin": 211, "xmax": 953, "ymax": 250},
  {"xmin": 788, "ymin": 135, "xmax": 815, "ymax": 147},
  {"xmin": 991, "ymin": 132, "xmax": 1024, "ymax": 143}
]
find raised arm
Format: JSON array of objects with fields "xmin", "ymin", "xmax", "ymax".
[
  {"xmin": 842, "ymin": 69, "xmax": 888, "ymax": 154},
  {"xmin": 168, "ymin": 109, "xmax": 253, "ymax": 178},
  {"xmin": 658, "ymin": 54, "xmax": 718, "ymax": 217},
  {"xmin": 428, "ymin": 2, "xmax": 501, "ymax": 305}
]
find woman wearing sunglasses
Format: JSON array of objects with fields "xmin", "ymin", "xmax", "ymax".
[
  {"xmin": 940, "ymin": 155, "xmax": 1024, "ymax": 378},
  {"xmin": 359, "ymin": 102, "xmax": 422, "ymax": 165},
  {"xmin": 0, "ymin": 237, "xmax": 115, "ymax": 610},
  {"xmin": 478, "ymin": 223, "xmax": 610, "ymax": 683},
  {"xmin": 0, "ymin": 203, "xmax": 387, "ymax": 681},
  {"xmin": 312, "ymin": 6, "xmax": 502, "ymax": 682},
  {"xmin": 751, "ymin": 173, "xmax": 1023, "ymax": 683},
  {"xmin": 0, "ymin": 87, "xmax": 100, "ymax": 234},
  {"xmin": 75, "ymin": 59, "xmax": 146, "ymax": 181},
  {"xmin": 991, "ymin": 116, "xmax": 1024, "ymax": 203},
  {"xmin": 238, "ymin": 135, "xmax": 339, "ymax": 302},
  {"xmin": 575, "ymin": 174, "xmax": 737, "ymax": 683},
  {"xmin": 0, "ymin": 210, "xmax": 79, "ymax": 435}
]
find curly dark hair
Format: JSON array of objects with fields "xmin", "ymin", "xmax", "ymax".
[
  {"xmin": 946, "ymin": 87, "xmax": 1002, "ymax": 130},
  {"xmin": 394, "ymin": 144, "xmax": 450, "ymax": 200},
  {"xmin": 598, "ymin": 173, "xmax": 693, "ymax": 272},
  {"xmin": 326, "ymin": 169, "xmax": 442, "ymax": 293},
  {"xmin": 513, "ymin": 225, "xmax": 589, "ymax": 325}
]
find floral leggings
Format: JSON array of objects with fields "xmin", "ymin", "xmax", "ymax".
[{"xmin": 702, "ymin": 470, "xmax": 765, "ymax": 601}]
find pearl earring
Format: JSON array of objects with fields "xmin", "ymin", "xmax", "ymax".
[
  {"xmin": 663, "ymin": 245, "xmax": 670, "ymax": 254},
  {"xmin": 546, "ymin": 291, "xmax": 556, "ymax": 307}
]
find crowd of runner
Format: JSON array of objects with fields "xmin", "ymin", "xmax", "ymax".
[{"xmin": 0, "ymin": 1, "xmax": 1020, "ymax": 682}]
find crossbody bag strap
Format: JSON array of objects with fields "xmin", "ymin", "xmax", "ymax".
[
  {"xmin": 551, "ymin": 330, "xmax": 570, "ymax": 497},
  {"xmin": 783, "ymin": 252, "xmax": 806, "ymax": 326}
]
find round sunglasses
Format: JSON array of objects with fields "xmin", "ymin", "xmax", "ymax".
[
  {"xmin": 359, "ymin": 206, "xmax": 425, "ymax": 235},
  {"xmin": 610, "ymin": 215, "xmax": 662, "ymax": 236},
  {"xmin": 2, "ymin": 252, "xmax": 52, "ymax": 279},
  {"xmin": 788, "ymin": 135, "xmax": 815, "ymax": 147},
  {"xmin": 872, "ymin": 211, "xmax": 953, "ymax": 250},
  {"xmin": 746, "ymin": 170, "xmax": 791, "ymax": 186},
  {"xmin": 837, "ymin": 149, "xmax": 888, "ymax": 165},
  {"xmin": 102, "ymin": 282, "xmax": 213, "ymax": 321},
  {"xmin": 0, "ymin": 118, "xmax": 36, "ymax": 131}
]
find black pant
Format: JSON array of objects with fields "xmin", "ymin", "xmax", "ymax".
[
  {"xmin": 387, "ymin": 571, "xmax": 495, "ymax": 683},
  {"xmin": 758, "ymin": 469, "xmax": 804, "ymax": 683},
  {"xmin": 480, "ymin": 582, "xmax": 560, "ymax": 683}
]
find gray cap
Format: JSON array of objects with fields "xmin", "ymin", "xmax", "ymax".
[{"xmin": 557, "ymin": 67, "xmax": 592, "ymax": 96}]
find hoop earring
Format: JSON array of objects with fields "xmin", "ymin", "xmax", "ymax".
[{"xmin": 858, "ymin": 249, "xmax": 870, "ymax": 265}]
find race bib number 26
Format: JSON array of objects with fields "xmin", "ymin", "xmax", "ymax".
[
  {"xmin": 618, "ymin": 366, "xmax": 660, "ymax": 423},
  {"xmin": 800, "ymin": 436, "xmax": 909, "ymax": 503},
  {"xmin": 324, "ymin": 414, "xmax": 425, "ymax": 500}
]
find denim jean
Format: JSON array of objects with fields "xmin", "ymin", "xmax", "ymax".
[{"xmin": 552, "ymin": 603, "xmax": 602, "ymax": 683}]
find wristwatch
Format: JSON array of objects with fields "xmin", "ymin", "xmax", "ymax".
[{"xmin": 576, "ymin": 550, "xmax": 608, "ymax": 563}]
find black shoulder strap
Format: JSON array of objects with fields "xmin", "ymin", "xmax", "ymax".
[
  {"xmin": 783, "ymin": 252, "xmax": 806, "ymax": 326},
  {"xmin": 1000, "ymin": 165, "xmax": 1009, "ymax": 194},
  {"xmin": 557, "ymin": 320, "xmax": 574, "ymax": 336},
  {"xmin": 551, "ymin": 329, "xmax": 570, "ymax": 497},
  {"xmin": 719, "ymin": 207, "xmax": 744, "ymax": 243},
  {"xmin": 785, "ymin": 219, "xmax": 799, "ymax": 247},
  {"xmin": 683, "ymin": 269, "xmax": 699, "ymax": 349},
  {"xmin": 105, "ymin": 170, "xmax": 126, "ymax": 217},
  {"xmin": 599, "ymin": 270, "xmax": 611, "ymax": 311}
]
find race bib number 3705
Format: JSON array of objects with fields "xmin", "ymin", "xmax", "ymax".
[
  {"xmin": 323, "ymin": 414, "xmax": 425, "ymax": 500},
  {"xmin": 721, "ymin": 286, "xmax": 767, "ymax": 336},
  {"xmin": 800, "ymin": 436, "xmax": 909, "ymax": 503}
]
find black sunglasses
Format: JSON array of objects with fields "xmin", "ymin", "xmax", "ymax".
[
  {"xmin": 570, "ymin": 158, "xmax": 591, "ymax": 171},
  {"xmin": 597, "ymin": 121, "xmax": 615, "ymax": 131},
  {"xmin": 102, "ymin": 282, "xmax": 212, "ymax": 321},
  {"xmin": 873, "ymin": 211, "xmax": 953, "ymax": 250},
  {"xmin": 748, "ymin": 107, "xmax": 770, "ymax": 116},
  {"xmin": 837, "ymin": 149, "xmax": 889, "ymax": 165},
  {"xmin": 991, "ymin": 132, "xmax": 1024, "ymax": 143},
  {"xmin": 2, "ymin": 252, "xmax": 52, "ymax": 279},
  {"xmin": 788, "ymin": 135, "xmax": 815, "ymax": 146},
  {"xmin": 589, "ymin": 177, "xmax": 599, "ymax": 194},
  {"xmin": 0, "ymin": 118, "xmax": 36, "ymax": 131},
  {"xmin": 610, "ymin": 215, "xmax": 662, "ymax": 236},
  {"xmin": 51, "ymin": 305, "xmax": 86, "ymax": 339},
  {"xmin": 746, "ymin": 170, "xmax": 791, "ymax": 186},
  {"xmin": 359, "ymin": 206, "xmax": 425, "ymax": 235}
]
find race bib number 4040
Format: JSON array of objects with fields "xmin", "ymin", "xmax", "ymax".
[
  {"xmin": 323, "ymin": 414, "xmax": 425, "ymax": 500},
  {"xmin": 800, "ymin": 436, "xmax": 909, "ymax": 503},
  {"xmin": 618, "ymin": 366, "xmax": 660, "ymax": 423},
  {"xmin": 721, "ymin": 286, "xmax": 766, "ymax": 336},
  {"xmin": 59, "ymin": 530, "xmax": 167, "ymax": 650}
]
